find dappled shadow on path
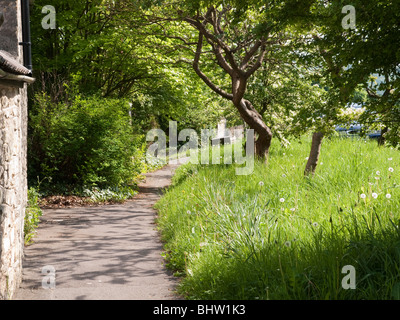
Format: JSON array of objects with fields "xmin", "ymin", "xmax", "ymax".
[
  {"xmin": 21, "ymin": 204, "xmax": 172, "ymax": 288},
  {"xmin": 16, "ymin": 164, "xmax": 181, "ymax": 299}
]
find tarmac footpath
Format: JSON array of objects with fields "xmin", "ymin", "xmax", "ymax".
[{"xmin": 14, "ymin": 162, "xmax": 184, "ymax": 300}]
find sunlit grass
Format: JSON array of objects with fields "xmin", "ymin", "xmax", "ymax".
[{"xmin": 155, "ymin": 136, "xmax": 400, "ymax": 300}]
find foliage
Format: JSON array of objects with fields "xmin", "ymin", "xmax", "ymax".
[
  {"xmin": 82, "ymin": 186, "xmax": 138, "ymax": 203},
  {"xmin": 156, "ymin": 136, "xmax": 400, "ymax": 299},
  {"xmin": 24, "ymin": 187, "xmax": 43, "ymax": 245},
  {"xmin": 28, "ymin": 0, "xmax": 228, "ymax": 197},
  {"xmin": 30, "ymin": 0, "xmax": 149, "ymax": 97},
  {"xmin": 246, "ymin": 56, "xmax": 331, "ymax": 142},
  {"xmin": 303, "ymin": 0, "xmax": 400, "ymax": 146},
  {"xmin": 28, "ymin": 93, "xmax": 141, "ymax": 190},
  {"xmin": 30, "ymin": 0, "xmax": 225, "ymax": 129}
]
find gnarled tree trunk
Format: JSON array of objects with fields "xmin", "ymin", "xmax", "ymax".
[
  {"xmin": 304, "ymin": 131, "xmax": 324, "ymax": 176},
  {"xmin": 234, "ymin": 98, "xmax": 272, "ymax": 161}
]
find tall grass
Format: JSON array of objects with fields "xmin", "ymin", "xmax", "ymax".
[{"xmin": 155, "ymin": 136, "xmax": 400, "ymax": 299}]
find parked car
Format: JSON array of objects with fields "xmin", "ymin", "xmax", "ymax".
[
  {"xmin": 335, "ymin": 103, "xmax": 382, "ymax": 140},
  {"xmin": 335, "ymin": 122, "xmax": 381, "ymax": 139}
]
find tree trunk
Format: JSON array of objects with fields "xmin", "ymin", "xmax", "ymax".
[
  {"xmin": 304, "ymin": 132, "xmax": 324, "ymax": 176},
  {"xmin": 234, "ymin": 98, "xmax": 273, "ymax": 162},
  {"xmin": 378, "ymin": 126, "xmax": 388, "ymax": 146},
  {"xmin": 255, "ymin": 131, "xmax": 272, "ymax": 161},
  {"xmin": 186, "ymin": 15, "xmax": 273, "ymax": 162}
]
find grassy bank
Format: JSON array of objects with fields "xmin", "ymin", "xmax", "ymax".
[{"xmin": 155, "ymin": 136, "xmax": 400, "ymax": 300}]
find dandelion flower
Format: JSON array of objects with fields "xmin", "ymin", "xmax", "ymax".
[
  {"xmin": 282, "ymin": 174, "xmax": 287, "ymax": 178},
  {"xmin": 312, "ymin": 222, "xmax": 319, "ymax": 227},
  {"xmin": 259, "ymin": 181, "xmax": 264, "ymax": 186},
  {"xmin": 279, "ymin": 198, "xmax": 285, "ymax": 203},
  {"xmin": 376, "ymin": 171, "xmax": 380, "ymax": 175},
  {"xmin": 389, "ymin": 167, "xmax": 394, "ymax": 172},
  {"xmin": 284, "ymin": 241, "xmax": 291, "ymax": 248},
  {"xmin": 290, "ymin": 208, "xmax": 296, "ymax": 212},
  {"xmin": 386, "ymin": 194, "xmax": 391, "ymax": 199},
  {"xmin": 372, "ymin": 193, "xmax": 378, "ymax": 199},
  {"xmin": 360, "ymin": 193, "xmax": 366, "ymax": 199},
  {"xmin": 187, "ymin": 210, "xmax": 191, "ymax": 214}
]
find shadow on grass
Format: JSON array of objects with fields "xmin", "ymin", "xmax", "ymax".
[{"xmin": 178, "ymin": 217, "xmax": 400, "ymax": 300}]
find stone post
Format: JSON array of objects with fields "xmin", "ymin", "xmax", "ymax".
[{"xmin": 0, "ymin": 0, "xmax": 28, "ymax": 299}]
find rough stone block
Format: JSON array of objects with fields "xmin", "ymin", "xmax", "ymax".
[{"xmin": 0, "ymin": 0, "xmax": 27, "ymax": 300}]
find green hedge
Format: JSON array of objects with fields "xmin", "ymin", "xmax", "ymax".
[{"xmin": 28, "ymin": 93, "xmax": 145, "ymax": 191}]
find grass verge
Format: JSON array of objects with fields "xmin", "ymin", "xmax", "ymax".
[{"xmin": 155, "ymin": 136, "xmax": 400, "ymax": 300}]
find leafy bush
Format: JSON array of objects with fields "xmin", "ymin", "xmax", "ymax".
[{"xmin": 28, "ymin": 93, "xmax": 144, "ymax": 190}]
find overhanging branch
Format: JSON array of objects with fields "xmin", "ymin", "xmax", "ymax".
[{"xmin": 192, "ymin": 33, "xmax": 233, "ymax": 101}]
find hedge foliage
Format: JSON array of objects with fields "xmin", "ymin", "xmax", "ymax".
[{"xmin": 28, "ymin": 93, "xmax": 147, "ymax": 191}]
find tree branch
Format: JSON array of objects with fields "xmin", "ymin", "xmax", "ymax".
[
  {"xmin": 240, "ymin": 39, "xmax": 263, "ymax": 69},
  {"xmin": 184, "ymin": 13, "xmax": 241, "ymax": 75},
  {"xmin": 244, "ymin": 44, "xmax": 267, "ymax": 78},
  {"xmin": 192, "ymin": 33, "xmax": 233, "ymax": 101}
]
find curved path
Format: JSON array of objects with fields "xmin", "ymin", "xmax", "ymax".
[{"xmin": 14, "ymin": 162, "xmax": 184, "ymax": 300}]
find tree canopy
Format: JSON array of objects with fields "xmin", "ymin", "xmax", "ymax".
[{"xmin": 28, "ymin": 0, "xmax": 400, "ymax": 186}]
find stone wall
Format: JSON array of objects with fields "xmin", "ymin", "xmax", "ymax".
[{"xmin": 0, "ymin": 0, "xmax": 28, "ymax": 299}]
